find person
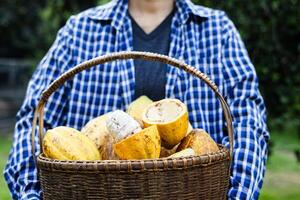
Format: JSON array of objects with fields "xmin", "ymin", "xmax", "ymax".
[{"xmin": 4, "ymin": 0, "xmax": 269, "ymax": 199}]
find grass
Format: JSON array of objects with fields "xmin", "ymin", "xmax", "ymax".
[
  {"xmin": 0, "ymin": 131, "xmax": 299, "ymax": 200},
  {"xmin": 260, "ymin": 131, "xmax": 300, "ymax": 200},
  {"xmin": 0, "ymin": 134, "xmax": 12, "ymax": 200}
]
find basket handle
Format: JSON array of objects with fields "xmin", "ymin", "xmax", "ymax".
[{"xmin": 31, "ymin": 51, "xmax": 234, "ymax": 159}]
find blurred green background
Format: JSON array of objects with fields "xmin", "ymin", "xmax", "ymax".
[{"xmin": 0, "ymin": 0, "xmax": 299, "ymax": 199}]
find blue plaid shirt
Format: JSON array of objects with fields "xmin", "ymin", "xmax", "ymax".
[{"xmin": 4, "ymin": 0, "xmax": 269, "ymax": 199}]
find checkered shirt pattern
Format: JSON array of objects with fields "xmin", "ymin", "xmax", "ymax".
[{"xmin": 4, "ymin": 0, "xmax": 269, "ymax": 199}]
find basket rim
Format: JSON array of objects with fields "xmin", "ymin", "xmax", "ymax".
[{"xmin": 37, "ymin": 144, "xmax": 230, "ymax": 173}]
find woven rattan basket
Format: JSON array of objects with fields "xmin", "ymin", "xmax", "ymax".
[{"xmin": 31, "ymin": 51, "xmax": 234, "ymax": 200}]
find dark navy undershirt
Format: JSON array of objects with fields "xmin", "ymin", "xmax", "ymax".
[{"xmin": 130, "ymin": 11, "xmax": 174, "ymax": 101}]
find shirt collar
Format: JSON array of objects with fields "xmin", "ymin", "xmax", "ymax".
[
  {"xmin": 87, "ymin": 0, "xmax": 213, "ymax": 29},
  {"xmin": 176, "ymin": 0, "xmax": 213, "ymax": 24}
]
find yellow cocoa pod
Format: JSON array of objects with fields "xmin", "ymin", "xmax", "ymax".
[
  {"xmin": 168, "ymin": 148, "xmax": 195, "ymax": 158},
  {"xmin": 160, "ymin": 121, "xmax": 193, "ymax": 157},
  {"xmin": 187, "ymin": 122, "xmax": 193, "ymax": 135},
  {"xmin": 177, "ymin": 129, "xmax": 219, "ymax": 156},
  {"xmin": 43, "ymin": 126, "xmax": 101, "ymax": 160},
  {"xmin": 142, "ymin": 98, "xmax": 189, "ymax": 149},
  {"xmin": 113, "ymin": 125, "xmax": 161, "ymax": 160},
  {"xmin": 126, "ymin": 95, "xmax": 153, "ymax": 126},
  {"xmin": 160, "ymin": 144, "xmax": 179, "ymax": 158},
  {"xmin": 81, "ymin": 113, "xmax": 118, "ymax": 160}
]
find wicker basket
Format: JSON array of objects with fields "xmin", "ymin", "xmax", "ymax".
[{"xmin": 31, "ymin": 51, "xmax": 234, "ymax": 200}]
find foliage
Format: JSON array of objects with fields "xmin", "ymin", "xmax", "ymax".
[
  {"xmin": 0, "ymin": 0, "xmax": 45, "ymax": 58},
  {"xmin": 196, "ymin": 0, "xmax": 300, "ymax": 132},
  {"xmin": 0, "ymin": 0, "xmax": 299, "ymax": 131},
  {"xmin": 0, "ymin": 0, "xmax": 99, "ymax": 59}
]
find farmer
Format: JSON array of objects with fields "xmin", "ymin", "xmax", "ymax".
[{"xmin": 4, "ymin": 0, "xmax": 269, "ymax": 199}]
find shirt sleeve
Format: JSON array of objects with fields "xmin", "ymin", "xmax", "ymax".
[
  {"xmin": 220, "ymin": 14, "xmax": 270, "ymax": 200},
  {"xmin": 3, "ymin": 17, "xmax": 74, "ymax": 200}
]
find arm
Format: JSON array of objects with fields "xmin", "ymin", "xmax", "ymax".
[
  {"xmin": 3, "ymin": 17, "xmax": 74, "ymax": 200},
  {"xmin": 220, "ymin": 14, "xmax": 270, "ymax": 200}
]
